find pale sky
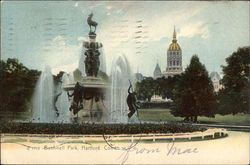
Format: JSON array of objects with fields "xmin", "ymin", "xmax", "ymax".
[{"xmin": 1, "ymin": 1, "xmax": 249, "ymax": 76}]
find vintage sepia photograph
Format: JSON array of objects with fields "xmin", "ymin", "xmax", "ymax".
[{"xmin": 0, "ymin": 1, "xmax": 249, "ymax": 164}]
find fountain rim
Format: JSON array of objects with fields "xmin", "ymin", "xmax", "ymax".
[{"xmin": 63, "ymin": 82, "xmax": 110, "ymax": 91}]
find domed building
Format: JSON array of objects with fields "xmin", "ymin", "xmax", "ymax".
[{"xmin": 162, "ymin": 27, "xmax": 183, "ymax": 77}]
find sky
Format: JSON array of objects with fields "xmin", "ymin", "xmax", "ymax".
[{"xmin": 1, "ymin": 1, "xmax": 249, "ymax": 76}]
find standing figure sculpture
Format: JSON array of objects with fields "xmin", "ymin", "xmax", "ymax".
[
  {"xmin": 67, "ymin": 82, "xmax": 84, "ymax": 115},
  {"xmin": 87, "ymin": 13, "xmax": 98, "ymax": 33},
  {"xmin": 126, "ymin": 81, "xmax": 140, "ymax": 118},
  {"xmin": 84, "ymin": 49, "xmax": 100, "ymax": 77}
]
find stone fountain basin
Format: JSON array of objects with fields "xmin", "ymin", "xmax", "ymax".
[
  {"xmin": 63, "ymin": 76, "xmax": 110, "ymax": 91},
  {"xmin": 62, "ymin": 76, "xmax": 110, "ymax": 121}
]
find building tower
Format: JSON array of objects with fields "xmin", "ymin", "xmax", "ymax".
[
  {"xmin": 165, "ymin": 27, "xmax": 183, "ymax": 77},
  {"xmin": 153, "ymin": 62, "xmax": 162, "ymax": 79},
  {"xmin": 210, "ymin": 72, "xmax": 223, "ymax": 92}
]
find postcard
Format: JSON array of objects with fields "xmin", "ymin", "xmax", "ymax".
[{"xmin": 0, "ymin": 1, "xmax": 249, "ymax": 164}]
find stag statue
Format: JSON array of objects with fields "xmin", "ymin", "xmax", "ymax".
[{"xmin": 87, "ymin": 13, "xmax": 98, "ymax": 33}]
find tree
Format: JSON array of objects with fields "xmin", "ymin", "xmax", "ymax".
[
  {"xmin": 171, "ymin": 55, "xmax": 216, "ymax": 122},
  {"xmin": 218, "ymin": 46, "xmax": 250, "ymax": 115},
  {"xmin": 0, "ymin": 58, "xmax": 40, "ymax": 112},
  {"xmin": 135, "ymin": 77, "xmax": 155, "ymax": 102},
  {"xmin": 154, "ymin": 75, "xmax": 181, "ymax": 100}
]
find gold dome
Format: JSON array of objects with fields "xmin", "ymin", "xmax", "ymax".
[
  {"xmin": 168, "ymin": 27, "xmax": 181, "ymax": 51},
  {"xmin": 168, "ymin": 42, "xmax": 181, "ymax": 51}
]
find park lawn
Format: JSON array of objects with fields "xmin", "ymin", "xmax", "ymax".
[
  {"xmin": 139, "ymin": 109, "xmax": 250, "ymax": 126},
  {"xmin": 138, "ymin": 109, "xmax": 183, "ymax": 122}
]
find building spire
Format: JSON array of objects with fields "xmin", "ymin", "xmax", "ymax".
[{"xmin": 172, "ymin": 26, "xmax": 177, "ymax": 43}]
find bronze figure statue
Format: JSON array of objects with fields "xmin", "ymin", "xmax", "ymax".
[
  {"xmin": 54, "ymin": 92, "xmax": 62, "ymax": 117},
  {"xmin": 53, "ymin": 80, "xmax": 63, "ymax": 117},
  {"xmin": 84, "ymin": 50, "xmax": 100, "ymax": 77},
  {"xmin": 67, "ymin": 82, "xmax": 84, "ymax": 115},
  {"xmin": 87, "ymin": 13, "xmax": 98, "ymax": 33},
  {"xmin": 126, "ymin": 81, "xmax": 140, "ymax": 118}
]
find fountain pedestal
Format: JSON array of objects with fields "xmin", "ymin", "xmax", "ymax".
[
  {"xmin": 64, "ymin": 77, "xmax": 109, "ymax": 122},
  {"xmin": 64, "ymin": 27, "xmax": 109, "ymax": 122}
]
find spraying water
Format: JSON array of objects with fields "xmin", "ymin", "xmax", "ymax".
[
  {"xmin": 55, "ymin": 73, "xmax": 71, "ymax": 123},
  {"xmin": 68, "ymin": 72, "xmax": 75, "ymax": 83},
  {"xmin": 32, "ymin": 66, "xmax": 57, "ymax": 123},
  {"xmin": 110, "ymin": 55, "xmax": 134, "ymax": 123},
  {"xmin": 99, "ymin": 47, "xmax": 107, "ymax": 73},
  {"xmin": 78, "ymin": 47, "xmax": 86, "ymax": 76}
]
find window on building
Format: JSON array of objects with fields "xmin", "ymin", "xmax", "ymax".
[
  {"xmin": 177, "ymin": 61, "xmax": 179, "ymax": 66},
  {"xmin": 173, "ymin": 61, "xmax": 175, "ymax": 66},
  {"xmin": 170, "ymin": 61, "xmax": 172, "ymax": 66}
]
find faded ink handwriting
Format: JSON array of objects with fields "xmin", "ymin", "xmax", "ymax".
[
  {"xmin": 166, "ymin": 141, "xmax": 198, "ymax": 156},
  {"xmin": 114, "ymin": 141, "xmax": 199, "ymax": 164}
]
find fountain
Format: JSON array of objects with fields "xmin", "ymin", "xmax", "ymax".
[
  {"xmin": 32, "ymin": 13, "xmax": 138, "ymax": 124},
  {"xmin": 55, "ymin": 73, "xmax": 71, "ymax": 123},
  {"xmin": 110, "ymin": 55, "xmax": 133, "ymax": 123},
  {"xmin": 32, "ymin": 66, "xmax": 57, "ymax": 123},
  {"xmin": 68, "ymin": 72, "xmax": 74, "ymax": 84},
  {"xmin": 64, "ymin": 13, "xmax": 109, "ymax": 122},
  {"xmin": 78, "ymin": 41, "xmax": 106, "ymax": 76},
  {"xmin": 99, "ymin": 47, "xmax": 107, "ymax": 73},
  {"xmin": 63, "ymin": 13, "xmax": 140, "ymax": 123},
  {"xmin": 78, "ymin": 47, "xmax": 86, "ymax": 76}
]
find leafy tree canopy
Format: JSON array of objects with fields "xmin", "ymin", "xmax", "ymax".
[
  {"xmin": 0, "ymin": 58, "xmax": 41, "ymax": 112},
  {"xmin": 135, "ymin": 77, "xmax": 155, "ymax": 102},
  {"xmin": 218, "ymin": 46, "xmax": 250, "ymax": 115},
  {"xmin": 154, "ymin": 75, "xmax": 181, "ymax": 100},
  {"xmin": 171, "ymin": 55, "xmax": 216, "ymax": 122}
]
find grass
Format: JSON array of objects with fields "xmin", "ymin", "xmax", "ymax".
[
  {"xmin": 138, "ymin": 109, "xmax": 182, "ymax": 122},
  {"xmin": 139, "ymin": 109, "xmax": 250, "ymax": 126}
]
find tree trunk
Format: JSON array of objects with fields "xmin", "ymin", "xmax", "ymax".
[
  {"xmin": 184, "ymin": 116, "xmax": 190, "ymax": 121},
  {"xmin": 194, "ymin": 116, "xmax": 198, "ymax": 123},
  {"xmin": 148, "ymin": 97, "xmax": 151, "ymax": 102},
  {"xmin": 190, "ymin": 116, "xmax": 194, "ymax": 122}
]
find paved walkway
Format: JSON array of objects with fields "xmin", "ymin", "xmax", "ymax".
[
  {"xmin": 140, "ymin": 120, "xmax": 250, "ymax": 131},
  {"xmin": 1, "ymin": 131, "xmax": 249, "ymax": 164},
  {"xmin": 194, "ymin": 123, "xmax": 250, "ymax": 131}
]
